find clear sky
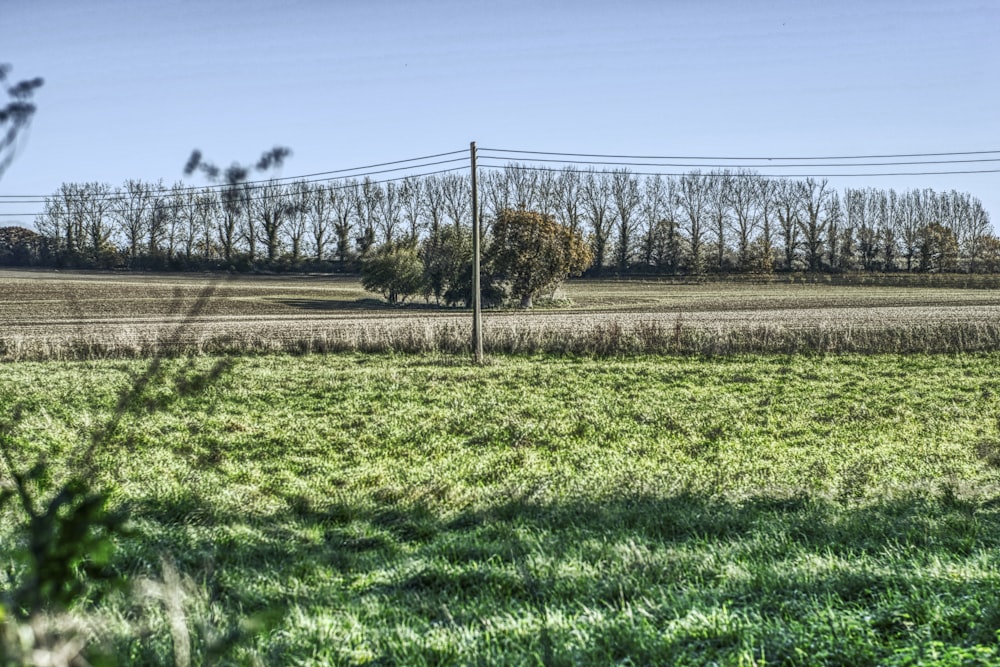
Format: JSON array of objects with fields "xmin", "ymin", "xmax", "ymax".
[{"xmin": 2, "ymin": 0, "xmax": 998, "ymax": 226}]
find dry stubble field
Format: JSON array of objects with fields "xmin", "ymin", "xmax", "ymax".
[{"xmin": 3, "ymin": 268, "xmax": 1000, "ymax": 359}]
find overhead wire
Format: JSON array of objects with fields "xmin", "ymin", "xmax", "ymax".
[
  {"xmin": 478, "ymin": 146, "xmax": 1000, "ymax": 176},
  {"xmin": 0, "ymin": 149, "xmax": 469, "ymax": 200},
  {"xmin": 0, "ymin": 157, "xmax": 468, "ymax": 206},
  {"xmin": 6, "ymin": 144, "xmax": 998, "ymax": 203},
  {"xmin": 475, "ymin": 160, "xmax": 1000, "ymax": 178},
  {"xmin": 479, "ymin": 147, "xmax": 1000, "ymax": 161},
  {"xmin": 475, "ymin": 155, "xmax": 1000, "ymax": 169},
  {"xmin": 0, "ymin": 165, "xmax": 470, "ymax": 218},
  {"xmin": 3, "ymin": 144, "xmax": 998, "ymax": 218}
]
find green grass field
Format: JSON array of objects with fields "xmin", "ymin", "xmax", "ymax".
[{"xmin": 4, "ymin": 351, "xmax": 1000, "ymax": 665}]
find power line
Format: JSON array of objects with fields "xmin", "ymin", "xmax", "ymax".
[
  {"xmin": 476, "ymin": 156, "xmax": 1000, "ymax": 169},
  {"xmin": 265, "ymin": 148, "xmax": 467, "ymax": 179},
  {"xmin": 0, "ymin": 165, "xmax": 470, "ymax": 219},
  {"xmin": 0, "ymin": 157, "xmax": 469, "ymax": 205},
  {"xmin": 5, "ymin": 145, "xmax": 999, "ymax": 218},
  {"xmin": 6, "ymin": 145, "xmax": 997, "ymax": 202},
  {"xmin": 0, "ymin": 149, "xmax": 468, "ymax": 200},
  {"xmin": 476, "ymin": 161, "xmax": 1000, "ymax": 178},
  {"xmin": 480, "ymin": 147, "xmax": 1000, "ymax": 161},
  {"xmin": 325, "ymin": 166, "xmax": 466, "ymax": 191}
]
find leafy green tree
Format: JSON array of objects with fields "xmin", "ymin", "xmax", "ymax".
[
  {"xmin": 745, "ymin": 234, "xmax": 775, "ymax": 274},
  {"xmin": 487, "ymin": 208, "xmax": 593, "ymax": 308},
  {"xmin": 976, "ymin": 235, "xmax": 1000, "ymax": 273},
  {"xmin": 422, "ymin": 225, "xmax": 472, "ymax": 306},
  {"xmin": 0, "ymin": 226, "xmax": 46, "ymax": 266},
  {"xmin": 918, "ymin": 222, "xmax": 959, "ymax": 273},
  {"xmin": 361, "ymin": 240, "xmax": 424, "ymax": 304}
]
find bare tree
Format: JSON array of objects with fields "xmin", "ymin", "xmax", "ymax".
[
  {"xmin": 898, "ymin": 190, "xmax": 922, "ymax": 271},
  {"xmin": 254, "ymin": 180, "xmax": 292, "ymax": 262},
  {"xmin": 839, "ymin": 223, "xmax": 857, "ymax": 271},
  {"xmin": 503, "ymin": 163, "xmax": 540, "ymax": 211},
  {"xmin": 845, "ymin": 188, "xmax": 876, "ymax": 271},
  {"xmin": 330, "ymin": 179, "xmax": 358, "ymax": 266},
  {"xmin": 639, "ymin": 175, "xmax": 668, "ymax": 270},
  {"xmin": 354, "ymin": 177, "xmax": 380, "ymax": 256},
  {"xmin": 399, "ymin": 176, "xmax": 424, "ymax": 242},
  {"xmin": 932, "ymin": 189, "xmax": 953, "ymax": 235},
  {"xmin": 217, "ymin": 185, "xmax": 242, "ymax": 263},
  {"xmin": 858, "ymin": 189, "xmax": 883, "ymax": 271},
  {"xmin": 284, "ymin": 180, "xmax": 311, "ymax": 262},
  {"xmin": 706, "ymin": 171, "xmax": 733, "ymax": 272},
  {"xmin": 59, "ymin": 182, "xmax": 116, "ymax": 263},
  {"xmin": 306, "ymin": 183, "xmax": 333, "ymax": 261},
  {"xmin": 239, "ymin": 183, "xmax": 259, "ymax": 261},
  {"xmin": 147, "ymin": 183, "xmax": 172, "ymax": 258},
  {"xmin": 726, "ymin": 170, "xmax": 761, "ymax": 272},
  {"xmin": 950, "ymin": 191, "xmax": 992, "ymax": 272},
  {"xmin": 675, "ymin": 171, "xmax": 711, "ymax": 274},
  {"xmin": 376, "ymin": 180, "xmax": 402, "ymax": 245},
  {"xmin": 171, "ymin": 182, "xmax": 200, "ymax": 261},
  {"xmin": 193, "ymin": 188, "xmax": 219, "ymax": 260},
  {"xmin": 422, "ymin": 174, "xmax": 448, "ymax": 239},
  {"xmin": 34, "ymin": 196, "xmax": 68, "ymax": 256},
  {"xmin": 481, "ymin": 169, "xmax": 511, "ymax": 222},
  {"xmin": 553, "ymin": 167, "xmax": 583, "ymax": 236},
  {"xmin": 966, "ymin": 196, "xmax": 992, "ymax": 273},
  {"xmin": 534, "ymin": 169, "xmax": 560, "ymax": 219},
  {"xmin": 441, "ymin": 173, "xmax": 470, "ymax": 229},
  {"xmin": 877, "ymin": 188, "xmax": 899, "ymax": 271},
  {"xmin": 161, "ymin": 182, "xmax": 189, "ymax": 260},
  {"xmin": 755, "ymin": 177, "xmax": 778, "ymax": 272},
  {"xmin": 580, "ymin": 169, "xmax": 614, "ymax": 275},
  {"xmin": 647, "ymin": 178, "xmax": 683, "ymax": 274},
  {"xmin": 610, "ymin": 169, "xmax": 641, "ymax": 273},
  {"xmin": 796, "ymin": 177, "xmax": 831, "ymax": 272},
  {"xmin": 114, "ymin": 179, "xmax": 153, "ymax": 262},
  {"xmin": 51, "ymin": 184, "xmax": 83, "ymax": 260},
  {"xmin": 825, "ymin": 191, "xmax": 844, "ymax": 271},
  {"xmin": 183, "ymin": 146, "xmax": 292, "ymax": 264},
  {"xmin": 774, "ymin": 179, "xmax": 801, "ymax": 271}
]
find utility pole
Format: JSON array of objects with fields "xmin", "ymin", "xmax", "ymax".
[{"xmin": 470, "ymin": 141, "xmax": 483, "ymax": 363}]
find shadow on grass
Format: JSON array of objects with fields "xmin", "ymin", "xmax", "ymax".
[
  {"xmin": 118, "ymin": 487, "xmax": 1000, "ymax": 605},
  {"xmin": 75, "ymin": 278, "xmax": 236, "ymax": 473},
  {"xmin": 109, "ymin": 486, "xmax": 1000, "ymax": 663}
]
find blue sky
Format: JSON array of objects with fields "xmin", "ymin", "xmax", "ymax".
[{"xmin": 2, "ymin": 0, "xmax": 998, "ymax": 225}]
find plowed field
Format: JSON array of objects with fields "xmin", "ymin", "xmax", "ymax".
[{"xmin": 3, "ymin": 269, "xmax": 1000, "ymax": 358}]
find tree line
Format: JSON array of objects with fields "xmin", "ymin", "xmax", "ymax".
[{"xmin": 10, "ymin": 164, "xmax": 997, "ymax": 274}]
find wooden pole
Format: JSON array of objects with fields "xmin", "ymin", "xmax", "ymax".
[{"xmin": 470, "ymin": 141, "xmax": 483, "ymax": 363}]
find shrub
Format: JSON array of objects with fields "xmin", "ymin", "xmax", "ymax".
[{"xmin": 361, "ymin": 240, "xmax": 424, "ymax": 304}]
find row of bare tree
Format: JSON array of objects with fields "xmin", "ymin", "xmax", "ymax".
[{"xmin": 29, "ymin": 165, "xmax": 995, "ymax": 273}]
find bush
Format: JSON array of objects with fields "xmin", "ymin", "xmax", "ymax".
[{"xmin": 361, "ymin": 240, "xmax": 424, "ymax": 304}]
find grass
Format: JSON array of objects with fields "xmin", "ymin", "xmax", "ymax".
[
  {"xmin": 3, "ymin": 352, "xmax": 1000, "ymax": 664},
  {"xmin": 6, "ymin": 269, "xmax": 1000, "ymax": 358}
]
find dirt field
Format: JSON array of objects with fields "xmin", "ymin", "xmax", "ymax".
[{"xmin": 3, "ymin": 269, "xmax": 1000, "ymax": 358}]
